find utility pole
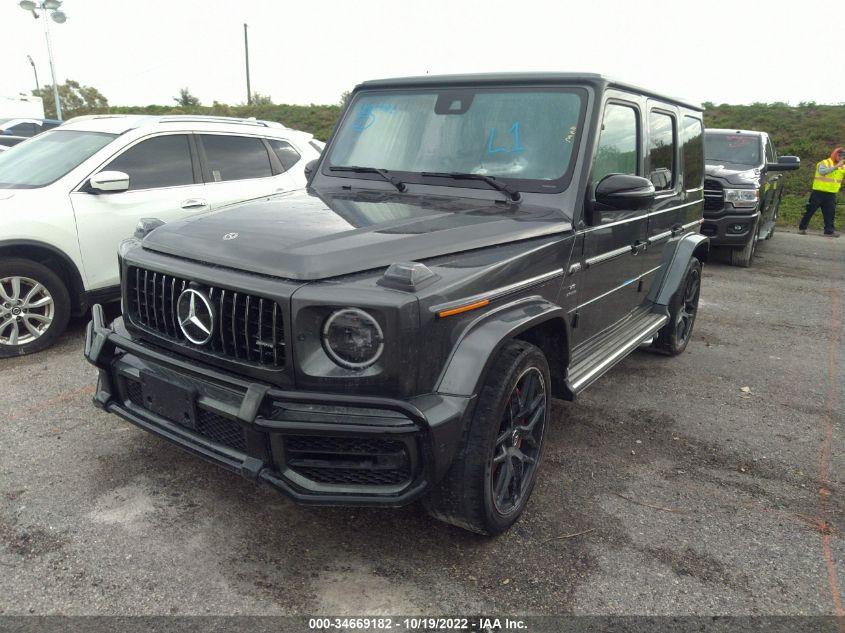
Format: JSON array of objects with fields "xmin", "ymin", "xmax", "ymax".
[
  {"xmin": 42, "ymin": 8, "xmax": 62, "ymax": 120},
  {"xmin": 18, "ymin": 1, "xmax": 67, "ymax": 120},
  {"xmin": 27, "ymin": 55, "xmax": 40, "ymax": 95},
  {"xmin": 243, "ymin": 23, "xmax": 251, "ymax": 105}
]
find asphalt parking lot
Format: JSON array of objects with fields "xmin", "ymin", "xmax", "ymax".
[{"xmin": 1, "ymin": 229, "xmax": 842, "ymax": 616}]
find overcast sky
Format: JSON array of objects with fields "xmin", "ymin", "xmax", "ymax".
[{"xmin": 1, "ymin": 0, "xmax": 839, "ymax": 109}]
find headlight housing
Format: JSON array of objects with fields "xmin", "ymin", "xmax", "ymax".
[
  {"xmin": 322, "ymin": 308, "xmax": 384, "ymax": 369},
  {"xmin": 724, "ymin": 188, "xmax": 759, "ymax": 208}
]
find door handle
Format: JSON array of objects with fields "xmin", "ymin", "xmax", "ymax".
[{"xmin": 181, "ymin": 198, "xmax": 208, "ymax": 210}]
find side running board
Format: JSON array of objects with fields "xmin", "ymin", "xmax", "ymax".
[{"xmin": 566, "ymin": 312, "xmax": 668, "ymax": 396}]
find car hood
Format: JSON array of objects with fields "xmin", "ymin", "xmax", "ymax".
[
  {"xmin": 141, "ymin": 188, "xmax": 572, "ymax": 281},
  {"xmin": 704, "ymin": 161, "xmax": 762, "ymax": 187}
]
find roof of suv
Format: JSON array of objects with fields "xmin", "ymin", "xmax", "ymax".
[
  {"xmin": 57, "ymin": 114, "xmax": 315, "ymax": 141},
  {"xmin": 358, "ymin": 72, "xmax": 702, "ymax": 111}
]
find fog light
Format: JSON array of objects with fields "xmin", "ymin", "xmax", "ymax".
[{"xmin": 728, "ymin": 223, "xmax": 746, "ymax": 234}]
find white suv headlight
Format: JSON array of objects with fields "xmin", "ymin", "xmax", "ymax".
[{"xmin": 724, "ymin": 188, "xmax": 759, "ymax": 208}]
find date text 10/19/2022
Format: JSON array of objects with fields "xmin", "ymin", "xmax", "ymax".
[{"xmin": 307, "ymin": 616, "xmax": 528, "ymax": 630}]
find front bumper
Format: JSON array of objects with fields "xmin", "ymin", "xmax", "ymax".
[
  {"xmin": 701, "ymin": 210, "xmax": 760, "ymax": 247},
  {"xmin": 84, "ymin": 305, "xmax": 471, "ymax": 507}
]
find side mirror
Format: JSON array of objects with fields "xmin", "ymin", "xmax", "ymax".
[
  {"xmin": 304, "ymin": 159, "xmax": 319, "ymax": 181},
  {"xmin": 767, "ymin": 156, "xmax": 800, "ymax": 172},
  {"xmin": 89, "ymin": 170, "xmax": 130, "ymax": 193},
  {"xmin": 595, "ymin": 173, "xmax": 656, "ymax": 211}
]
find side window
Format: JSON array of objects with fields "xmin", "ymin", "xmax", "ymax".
[
  {"xmin": 593, "ymin": 103, "xmax": 639, "ymax": 183},
  {"xmin": 647, "ymin": 111, "xmax": 676, "ymax": 191},
  {"xmin": 105, "ymin": 134, "xmax": 194, "ymax": 191},
  {"xmin": 765, "ymin": 138, "xmax": 776, "ymax": 163},
  {"xmin": 681, "ymin": 117, "xmax": 704, "ymax": 190},
  {"xmin": 8, "ymin": 122, "xmax": 37, "ymax": 137},
  {"xmin": 200, "ymin": 134, "xmax": 273, "ymax": 182},
  {"xmin": 267, "ymin": 139, "xmax": 301, "ymax": 172}
]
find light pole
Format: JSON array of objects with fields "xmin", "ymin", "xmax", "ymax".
[
  {"xmin": 244, "ymin": 23, "xmax": 251, "ymax": 105},
  {"xmin": 18, "ymin": 0, "xmax": 68, "ymax": 121},
  {"xmin": 27, "ymin": 54, "xmax": 40, "ymax": 95}
]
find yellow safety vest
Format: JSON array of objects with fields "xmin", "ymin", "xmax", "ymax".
[{"xmin": 812, "ymin": 158, "xmax": 845, "ymax": 193}]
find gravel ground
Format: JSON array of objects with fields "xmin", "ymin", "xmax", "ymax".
[{"xmin": 0, "ymin": 229, "xmax": 842, "ymax": 617}]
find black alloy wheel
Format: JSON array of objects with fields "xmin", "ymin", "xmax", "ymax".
[{"xmin": 490, "ymin": 366, "xmax": 547, "ymax": 516}]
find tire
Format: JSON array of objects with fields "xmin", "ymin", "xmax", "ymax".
[
  {"xmin": 653, "ymin": 257, "xmax": 701, "ymax": 356},
  {"xmin": 425, "ymin": 340, "xmax": 551, "ymax": 535},
  {"xmin": 0, "ymin": 258, "xmax": 71, "ymax": 358},
  {"xmin": 730, "ymin": 217, "xmax": 760, "ymax": 267}
]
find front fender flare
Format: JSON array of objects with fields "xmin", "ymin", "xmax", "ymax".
[
  {"xmin": 435, "ymin": 296, "xmax": 568, "ymax": 398},
  {"xmin": 647, "ymin": 232, "xmax": 709, "ymax": 309}
]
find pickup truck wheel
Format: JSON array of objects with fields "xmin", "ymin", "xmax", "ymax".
[
  {"xmin": 653, "ymin": 257, "xmax": 701, "ymax": 356},
  {"xmin": 730, "ymin": 217, "xmax": 760, "ymax": 267},
  {"xmin": 425, "ymin": 340, "xmax": 550, "ymax": 535},
  {"xmin": 0, "ymin": 259, "xmax": 70, "ymax": 358}
]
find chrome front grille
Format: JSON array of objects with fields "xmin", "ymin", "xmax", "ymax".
[
  {"xmin": 703, "ymin": 179, "xmax": 724, "ymax": 211},
  {"xmin": 126, "ymin": 266, "xmax": 286, "ymax": 368}
]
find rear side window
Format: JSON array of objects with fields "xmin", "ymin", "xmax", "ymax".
[
  {"xmin": 267, "ymin": 139, "xmax": 301, "ymax": 172},
  {"xmin": 7, "ymin": 122, "xmax": 38, "ymax": 137},
  {"xmin": 105, "ymin": 134, "xmax": 194, "ymax": 191},
  {"xmin": 765, "ymin": 137, "xmax": 776, "ymax": 163},
  {"xmin": 681, "ymin": 117, "xmax": 704, "ymax": 190},
  {"xmin": 593, "ymin": 103, "xmax": 639, "ymax": 183},
  {"xmin": 648, "ymin": 111, "xmax": 676, "ymax": 191},
  {"xmin": 201, "ymin": 134, "xmax": 273, "ymax": 182}
]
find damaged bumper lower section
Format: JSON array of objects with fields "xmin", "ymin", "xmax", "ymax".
[{"xmin": 84, "ymin": 305, "xmax": 470, "ymax": 507}]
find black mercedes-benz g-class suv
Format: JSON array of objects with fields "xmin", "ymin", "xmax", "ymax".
[
  {"xmin": 85, "ymin": 73, "xmax": 707, "ymax": 535},
  {"xmin": 702, "ymin": 129, "xmax": 799, "ymax": 267}
]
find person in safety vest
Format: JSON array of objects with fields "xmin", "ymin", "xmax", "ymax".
[{"xmin": 799, "ymin": 147, "xmax": 845, "ymax": 237}]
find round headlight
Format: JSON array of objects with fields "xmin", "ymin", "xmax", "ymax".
[{"xmin": 322, "ymin": 308, "xmax": 384, "ymax": 369}]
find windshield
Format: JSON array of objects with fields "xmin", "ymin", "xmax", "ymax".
[
  {"xmin": 0, "ymin": 129, "xmax": 117, "ymax": 189},
  {"xmin": 327, "ymin": 87, "xmax": 586, "ymax": 191},
  {"xmin": 704, "ymin": 133, "xmax": 761, "ymax": 167}
]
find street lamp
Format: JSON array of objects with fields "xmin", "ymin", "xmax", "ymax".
[
  {"xmin": 18, "ymin": 0, "xmax": 68, "ymax": 121},
  {"xmin": 26, "ymin": 55, "xmax": 40, "ymax": 95}
]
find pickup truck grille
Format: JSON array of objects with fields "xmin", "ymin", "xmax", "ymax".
[
  {"xmin": 703, "ymin": 179, "xmax": 724, "ymax": 211},
  {"xmin": 126, "ymin": 266, "xmax": 286, "ymax": 368}
]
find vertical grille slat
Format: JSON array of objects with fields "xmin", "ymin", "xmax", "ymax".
[
  {"xmin": 272, "ymin": 302, "xmax": 278, "ymax": 366},
  {"xmin": 151, "ymin": 273, "xmax": 159, "ymax": 330},
  {"xmin": 126, "ymin": 266, "xmax": 285, "ymax": 368},
  {"xmin": 219, "ymin": 289, "xmax": 228, "ymax": 356},
  {"xmin": 143, "ymin": 270, "xmax": 150, "ymax": 325},
  {"xmin": 231, "ymin": 292, "xmax": 240, "ymax": 360},
  {"xmin": 159, "ymin": 273, "xmax": 168, "ymax": 336},
  {"xmin": 170, "ymin": 276, "xmax": 178, "ymax": 337},
  {"xmin": 258, "ymin": 298, "xmax": 264, "ymax": 364},
  {"xmin": 244, "ymin": 295, "xmax": 251, "ymax": 362}
]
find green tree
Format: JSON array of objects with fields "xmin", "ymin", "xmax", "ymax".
[
  {"xmin": 250, "ymin": 92, "xmax": 274, "ymax": 105},
  {"xmin": 33, "ymin": 79, "xmax": 108, "ymax": 119},
  {"xmin": 174, "ymin": 87, "xmax": 200, "ymax": 107}
]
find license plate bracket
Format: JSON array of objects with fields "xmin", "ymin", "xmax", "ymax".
[{"xmin": 140, "ymin": 372, "xmax": 196, "ymax": 430}]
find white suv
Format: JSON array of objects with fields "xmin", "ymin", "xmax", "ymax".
[{"xmin": 0, "ymin": 114, "xmax": 323, "ymax": 356}]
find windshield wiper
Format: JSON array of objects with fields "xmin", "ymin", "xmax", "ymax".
[
  {"xmin": 420, "ymin": 171, "xmax": 521, "ymax": 203},
  {"xmin": 329, "ymin": 165, "xmax": 406, "ymax": 193}
]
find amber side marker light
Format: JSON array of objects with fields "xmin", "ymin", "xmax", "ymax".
[{"xmin": 437, "ymin": 299, "xmax": 490, "ymax": 318}]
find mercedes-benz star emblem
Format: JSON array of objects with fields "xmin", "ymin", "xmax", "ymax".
[
  {"xmin": 176, "ymin": 288, "xmax": 215, "ymax": 345},
  {"xmin": 223, "ymin": 232, "xmax": 239, "ymax": 241}
]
